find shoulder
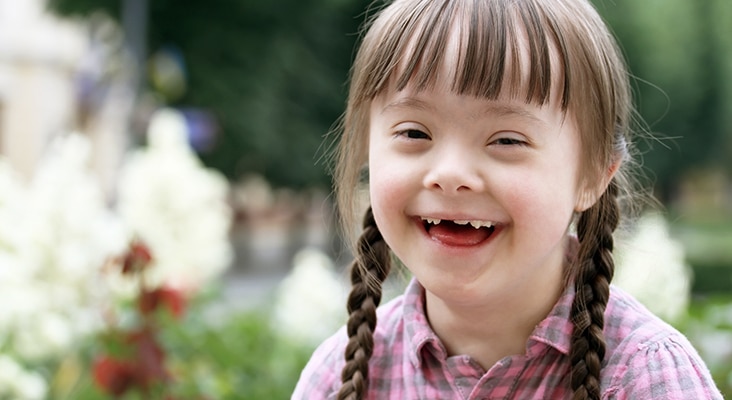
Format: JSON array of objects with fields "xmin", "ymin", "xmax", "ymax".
[
  {"xmin": 291, "ymin": 294, "xmax": 407, "ymax": 400},
  {"xmin": 600, "ymin": 286, "xmax": 722, "ymax": 400}
]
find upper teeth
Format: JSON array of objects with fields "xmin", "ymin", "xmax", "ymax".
[{"xmin": 422, "ymin": 218, "xmax": 494, "ymax": 229}]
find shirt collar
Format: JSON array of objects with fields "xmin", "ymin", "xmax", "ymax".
[
  {"xmin": 526, "ymin": 282, "xmax": 574, "ymax": 355},
  {"xmin": 402, "ymin": 278, "xmax": 446, "ymax": 367},
  {"xmin": 401, "ymin": 277, "xmax": 576, "ymax": 367}
]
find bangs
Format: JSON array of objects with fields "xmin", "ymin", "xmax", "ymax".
[{"xmin": 355, "ymin": 0, "xmax": 570, "ymax": 109}]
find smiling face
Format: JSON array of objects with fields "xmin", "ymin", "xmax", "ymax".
[
  {"xmin": 369, "ymin": 82, "xmax": 588, "ymax": 304},
  {"xmin": 337, "ymin": 0, "xmax": 630, "ymax": 309}
]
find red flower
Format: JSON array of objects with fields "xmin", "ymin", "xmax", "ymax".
[
  {"xmin": 138, "ymin": 286, "xmax": 187, "ymax": 318},
  {"xmin": 122, "ymin": 241, "xmax": 153, "ymax": 274},
  {"xmin": 127, "ymin": 328, "xmax": 170, "ymax": 388},
  {"xmin": 93, "ymin": 356, "xmax": 136, "ymax": 396}
]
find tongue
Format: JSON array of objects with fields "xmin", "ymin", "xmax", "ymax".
[{"xmin": 428, "ymin": 222, "xmax": 492, "ymax": 246}]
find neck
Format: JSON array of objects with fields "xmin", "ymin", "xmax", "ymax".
[{"xmin": 424, "ymin": 266, "xmax": 565, "ymax": 370}]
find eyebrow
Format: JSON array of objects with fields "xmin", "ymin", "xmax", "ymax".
[
  {"xmin": 381, "ymin": 97, "xmax": 547, "ymax": 126},
  {"xmin": 381, "ymin": 97, "xmax": 436, "ymax": 114},
  {"xmin": 484, "ymin": 104, "xmax": 545, "ymax": 125}
]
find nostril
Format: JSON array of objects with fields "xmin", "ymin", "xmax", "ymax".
[
  {"xmin": 424, "ymin": 174, "xmax": 482, "ymax": 194},
  {"xmin": 423, "ymin": 157, "xmax": 485, "ymax": 193}
]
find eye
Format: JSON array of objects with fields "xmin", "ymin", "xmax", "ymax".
[
  {"xmin": 493, "ymin": 137, "xmax": 525, "ymax": 146},
  {"xmin": 489, "ymin": 133, "xmax": 528, "ymax": 147},
  {"xmin": 397, "ymin": 129, "xmax": 431, "ymax": 140}
]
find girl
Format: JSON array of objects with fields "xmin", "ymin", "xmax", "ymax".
[{"xmin": 294, "ymin": 0, "xmax": 722, "ymax": 399}]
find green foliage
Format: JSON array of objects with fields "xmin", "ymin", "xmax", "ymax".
[
  {"xmin": 671, "ymin": 218, "xmax": 732, "ymax": 294},
  {"xmin": 680, "ymin": 295, "xmax": 732, "ymax": 398},
  {"xmin": 160, "ymin": 309, "xmax": 312, "ymax": 399},
  {"xmin": 65, "ymin": 304, "xmax": 314, "ymax": 399},
  {"xmin": 593, "ymin": 0, "xmax": 732, "ymax": 198},
  {"xmin": 47, "ymin": 0, "xmax": 121, "ymax": 18}
]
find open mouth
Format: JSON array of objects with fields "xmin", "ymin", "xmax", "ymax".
[{"xmin": 421, "ymin": 218, "xmax": 497, "ymax": 246}]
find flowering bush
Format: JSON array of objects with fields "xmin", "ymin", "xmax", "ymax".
[
  {"xmin": 0, "ymin": 355, "xmax": 46, "ymax": 400},
  {"xmin": 69, "ymin": 245, "xmax": 323, "ymax": 399},
  {"xmin": 90, "ymin": 240, "xmax": 186, "ymax": 398},
  {"xmin": 88, "ymin": 108, "xmax": 234, "ymax": 398},
  {"xmin": 614, "ymin": 212, "xmax": 693, "ymax": 324},
  {"xmin": 114, "ymin": 108, "xmax": 233, "ymax": 294},
  {"xmin": 273, "ymin": 247, "xmax": 346, "ymax": 347},
  {"xmin": 0, "ymin": 107, "xmax": 234, "ymax": 399},
  {"xmin": 0, "ymin": 134, "xmax": 126, "ymax": 399}
]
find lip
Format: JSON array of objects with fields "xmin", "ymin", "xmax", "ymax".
[{"xmin": 412, "ymin": 216, "xmax": 503, "ymax": 249}]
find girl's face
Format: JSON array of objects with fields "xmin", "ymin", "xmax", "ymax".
[{"xmin": 368, "ymin": 83, "xmax": 593, "ymax": 306}]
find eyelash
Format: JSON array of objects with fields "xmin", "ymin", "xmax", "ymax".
[
  {"xmin": 396, "ymin": 129, "xmax": 430, "ymax": 140},
  {"xmin": 394, "ymin": 129, "xmax": 528, "ymax": 147},
  {"xmin": 492, "ymin": 137, "xmax": 527, "ymax": 146}
]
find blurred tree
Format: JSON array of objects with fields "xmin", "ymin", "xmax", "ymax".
[
  {"xmin": 593, "ymin": 0, "xmax": 732, "ymax": 201},
  {"xmin": 48, "ymin": 0, "xmax": 373, "ymax": 188},
  {"xmin": 50, "ymin": 0, "xmax": 732, "ymax": 194}
]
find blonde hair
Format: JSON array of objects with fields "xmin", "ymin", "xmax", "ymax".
[{"xmin": 332, "ymin": 1, "xmax": 634, "ymax": 399}]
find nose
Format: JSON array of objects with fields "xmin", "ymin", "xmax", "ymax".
[{"xmin": 423, "ymin": 146, "xmax": 486, "ymax": 194}]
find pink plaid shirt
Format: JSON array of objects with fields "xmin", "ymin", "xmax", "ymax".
[{"xmin": 293, "ymin": 278, "xmax": 722, "ymax": 399}]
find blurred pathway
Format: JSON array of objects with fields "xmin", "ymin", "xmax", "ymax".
[
  {"xmin": 217, "ymin": 197, "xmax": 350, "ymax": 312},
  {"xmin": 219, "ymin": 268, "xmax": 289, "ymax": 311}
]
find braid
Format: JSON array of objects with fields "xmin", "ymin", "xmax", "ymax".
[
  {"xmin": 337, "ymin": 207, "xmax": 391, "ymax": 400},
  {"xmin": 569, "ymin": 180, "xmax": 620, "ymax": 400}
]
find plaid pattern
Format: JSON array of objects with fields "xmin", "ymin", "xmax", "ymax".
[{"xmin": 293, "ymin": 279, "xmax": 722, "ymax": 399}]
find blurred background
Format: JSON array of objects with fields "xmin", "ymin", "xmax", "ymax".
[{"xmin": 0, "ymin": 0, "xmax": 730, "ymax": 398}]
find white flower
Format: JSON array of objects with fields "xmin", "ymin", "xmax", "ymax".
[
  {"xmin": 116, "ymin": 108, "xmax": 233, "ymax": 293},
  {"xmin": 0, "ymin": 160, "xmax": 33, "ymax": 336},
  {"xmin": 24, "ymin": 133, "xmax": 128, "ymax": 277},
  {"xmin": 14, "ymin": 371, "xmax": 47, "ymax": 400},
  {"xmin": 0, "ymin": 158, "xmax": 30, "ymax": 283},
  {"xmin": 614, "ymin": 212, "xmax": 692, "ymax": 323},
  {"xmin": 13, "ymin": 312, "xmax": 75, "ymax": 362},
  {"xmin": 0, "ymin": 355, "xmax": 47, "ymax": 400},
  {"xmin": 0, "ymin": 133, "xmax": 126, "ymax": 362},
  {"xmin": 273, "ymin": 247, "xmax": 346, "ymax": 346}
]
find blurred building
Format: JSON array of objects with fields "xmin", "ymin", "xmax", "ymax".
[{"xmin": 0, "ymin": 0, "xmax": 133, "ymax": 195}]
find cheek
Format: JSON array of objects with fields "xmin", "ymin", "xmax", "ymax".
[
  {"xmin": 368, "ymin": 137, "xmax": 416, "ymax": 214},
  {"xmin": 368, "ymin": 169, "xmax": 410, "ymax": 254},
  {"xmin": 369, "ymin": 159, "xmax": 399, "ymax": 213},
  {"xmin": 369, "ymin": 164, "xmax": 405, "ymax": 213},
  {"xmin": 500, "ymin": 173, "xmax": 577, "ymax": 234}
]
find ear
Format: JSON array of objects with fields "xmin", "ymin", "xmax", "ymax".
[{"xmin": 575, "ymin": 160, "xmax": 621, "ymax": 212}]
